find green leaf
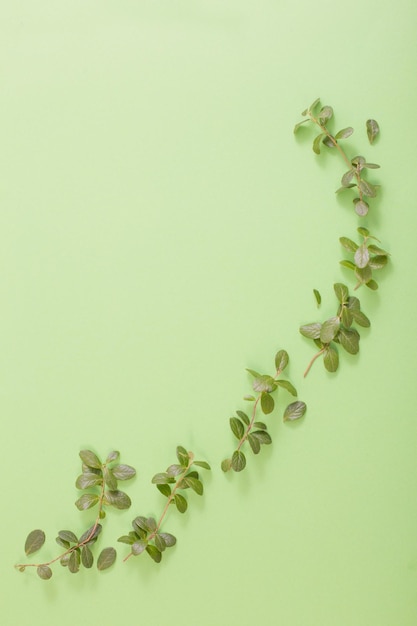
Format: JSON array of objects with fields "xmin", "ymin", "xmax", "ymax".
[
  {"xmin": 363, "ymin": 162, "xmax": 380, "ymax": 169},
  {"xmin": 357, "ymin": 226, "xmax": 370, "ymax": 237},
  {"xmin": 79, "ymin": 450, "xmax": 102, "ymax": 470},
  {"xmin": 252, "ymin": 430, "xmax": 272, "ymax": 445},
  {"xmin": 338, "ymin": 327, "xmax": 360, "ymax": 355},
  {"xmin": 104, "ymin": 490, "xmax": 132, "ymax": 510},
  {"xmin": 368, "ymin": 255, "xmax": 388, "ymax": 269},
  {"xmin": 97, "ymin": 547, "xmax": 117, "ymax": 570},
  {"xmin": 166, "ymin": 464, "xmax": 184, "ymax": 477},
  {"xmin": 176, "ymin": 446, "xmax": 189, "ymax": 467},
  {"xmin": 106, "ymin": 450, "xmax": 119, "ymax": 463},
  {"xmin": 340, "ymin": 259, "xmax": 356, "ymax": 271},
  {"xmin": 365, "ymin": 279, "xmax": 379, "ymax": 290},
  {"xmin": 350, "ymin": 309, "xmax": 371, "ymax": 327},
  {"xmin": 56, "ymin": 537, "xmax": 70, "ymax": 549},
  {"xmin": 230, "ymin": 417, "xmax": 245, "ymax": 440},
  {"xmin": 341, "ymin": 169, "xmax": 355, "ymax": 187},
  {"xmin": 243, "ymin": 395, "xmax": 256, "ymax": 402},
  {"xmin": 174, "ymin": 493, "xmax": 188, "ymax": 513},
  {"xmin": 351, "ymin": 155, "xmax": 365, "ymax": 168},
  {"xmin": 146, "ymin": 545, "xmax": 162, "ymax": 563},
  {"xmin": 320, "ymin": 317, "xmax": 341, "ymax": 343},
  {"xmin": 37, "ymin": 565, "xmax": 52, "ymax": 580},
  {"xmin": 313, "ymin": 289, "xmax": 321, "ymax": 306},
  {"xmin": 75, "ymin": 493, "xmax": 99, "ymax": 511},
  {"xmin": 146, "ymin": 517, "xmax": 157, "ymax": 532},
  {"xmin": 231, "ymin": 450, "xmax": 246, "ymax": 472},
  {"xmin": 252, "ymin": 375, "xmax": 277, "ymax": 393},
  {"xmin": 283, "ymin": 401, "xmax": 307, "ymax": 422},
  {"xmin": 294, "ymin": 118, "xmax": 310, "ymax": 133},
  {"xmin": 358, "ymin": 179, "xmax": 377, "ymax": 198},
  {"xmin": 81, "ymin": 545, "xmax": 94, "ymax": 569},
  {"xmin": 25, "ymin": 529, "xmax": 46, "ymax": 556},
  {"xmin": 307, "ymin": 97, "xmax": 320, "ymax": 113},
  {"xmin": 246, "ymin": 368, "xmax": 261, "ymax": 378},
  {"xmin": 103, "ymin": 466, "xmax": 118, "ymax": 491},
  {"xmin": 248, "ymin": 433, "xmax": 261, "ymax": 454},
  {"xmin": 341, "ymin": 306, "xmax": 353, "ymax": 328},
  {"xmin": 274, "ymin": 349, "xmax": 289, "ymax": 372},
  {"xmin": 368, "ymin": 244, "xmax": 389, "ymax": 256},
  {"xmin": 118, "ymin": 534, "xmax": 136, "ymax": 545},
  {"xmin": 334, "ymin": 282, "xmax": 349, "ymax": 304},
  {"xmin": 154, "ymin": 534, "xmax": 166, "ymax": 552},
  {"xmin": 58, "ymin": 530, "xmax": 78, "ymax": 544},
  {"xmin": 318, "ymin": 105, "xmax": 333, "ymax": 124},
  {"xmin": 79, "ymin": 524, "xmax": 102, "ymax": 545},
  {"xmin": 75, "ymin": 472, "xmax": 103, "ymax": 490},
  {"xmin": 261, "ymin": 392, "xmax": 275, "ymax": 414},
  {"xmin": 313, "ymin": 132, "xmax": 324, "ymax": 154},
  {"xmin": 221, "ymin": 458, "xmax": 232, "ymax": 472},
  {"xmin": 68, "ymin": 550, "xmax": 80, "ymax": 574},
  {"xmin": 182, "ymin": 477, "xmax": 203, "ymax": 495},
  {"xmin": 353, "ymin": 199, "xmax": 369, "ymax": 216},
  {"xmin": 354, "ymin": 244, "xmax": 370, "ymax": 269},
  {"xmin": 132, "ymin": 540, "xmax": 148, "ymax": 555},
  {"xmin": 276, "ymin": 379, "xmax": 297, "ymax": 396},
  {"xmin": 354, "ymin": 265, "xmax": 372, "ymax": 285},
  {"xmin": 335, "ymin": 127, "xmax": 354, "ymax": 139},
  {"xmin": 339, "ymin": 237, "xmax": 359, "ymax": 252},
  {"xmin": 254, "ymin": 421, "xmax": 267, "ymax": 430},
  {"xmin": 323, "ymin": 345, "xmax": 339, "ymax": 372},
  {"xmin": 157, "ymin": 483, "xmax": 172, "ymax": 498},
  {"xmin": 366, "ymin": 118, "xmax": 380, "ymax": 144},
  {"xmin": 300, "ymin": 322, "xmax": 322, "ymax": 339},
  {"xmin": 132, "ymin": 516, "xmax": 149, "ymax": 533},
  {"xmin": 152, "ymin": 473, "xmax": 175, "ymax": 484},
  {"xmin": 236, "ymin": 410, "xmax": 250, "ymax": 425},
  {"xmin": 111, "ymin": 464, "xmax": 136, "ymax": 480},
  {"xmin": 193, "ymin": 460, "xmax": 211, "ymax": 470},
  {"xmin": 159, "ymin": 533, "xmax": 176, "ymax": 548}
]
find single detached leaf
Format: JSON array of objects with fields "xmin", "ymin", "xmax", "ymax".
[
  {"xmin": 174, "ymin": 493, "xmax": 188, "ymax": 513},
  {"xmin": 366, "ymin": 118, "xmax": 380, "ymax": 144},
  {"xmin": 275, "ymin": 349, "xmax": 289, "ymax": 372},
  {"xmin": 97, "ymin": 547, "xmax": 117, "ymax": 571},
  {"xmin": 81, "ymin": 545, "xmax": 94, "ymax": 569},
  {"xmin": 261, "ymin": 392, "xmax": 275, "ymax": 414},
  {"xmin": 334, "ymin": 282, "xmax": 349, "ymax": 304},
  {"xmin": 313, "ymin": 289, "xmax": 321, "ymax": 307},
  {"xmin": 300, "ymin": 322, "xmax": 322, "ymax": 339},
  {"xmin": 79, "ymin": 450, "xmax": 102, "ymax": 470},
  {"xmin": 111, "ymin": 464, "xmax": 136, "ymax": 480},
  {"xmin": 25, "ymin": 529, "xmax": 46, "ymax": 556},
  {"xmin": 231, "ymin": 450, "xmax": 246, "ymax": 472},
  {"xmin": 320, "ymin": 317, "xmax": 341, "ymax": 343},
  {"xmin": 276, "ymin": 379, "xmax": 297, "ymax": 396},
  {"xmin": 230, "ymin": 416, "xmax": 245, "ymax": 440},
  {"xmin": 283, "ymin": 401, "xmax": 307, "ymax": 422},
  {"xmin": 338, "ymin": 327, "xmax": 360, "ymax": 354},
  {"xmin": 37, "ymin": 565, "xmax": 52, "ymax": 580},
  {"xmin": 75, "ymin": 493, "xmax": 100, "ymax": 511},
  {"xmin": 323, "ymin": 345, "xmax": 339, "ymax": 372}
]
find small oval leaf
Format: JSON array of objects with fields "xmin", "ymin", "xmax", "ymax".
[
  {"xmin": 97, "ymin": 547, "xmax": 117, "ymax": 571},
  {"xmin": 25, "ymin": 530, "xmax": 46, "ymax": 556}
]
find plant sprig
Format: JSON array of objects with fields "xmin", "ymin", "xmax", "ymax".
[
  {"xmin": 300, "ymin": 283, "xmax": 370, "ymax": 377},
  {"xmin": 340, "ymin": 226, "xmax": 390, "ymax": 290},
  {"xmin": 15, "ymin": 450, "xmax": 136, "ymax": 579},
  {"xmin": 120, "ymin": 446, "xmax": 210, "ymax": 564},
  {"xmin": 294, "ymin": 98, "xmax": 381, "ymax": 217},
  {"xmin": 222, "ymin": 349, "xmax": 306, "ymax": 472}
]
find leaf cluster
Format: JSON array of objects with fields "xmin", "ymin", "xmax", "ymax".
[
  {"xmin": 300, "ymin": 283, "xmax": 370, "ymax": 375},
  {"xmin": 222, "ymin": 350, "xmax": 306, "ymax": 472},
  {"xmin": 340, "ymin": 227, "xmax": 389, "ymax": 290},
  {"xmin": 294, "ymin": 98, "xmax": 380, "ymax": 216},
  {"xmin": 120, "ymin": 446, "xmax": 210, "ymax": 564}
]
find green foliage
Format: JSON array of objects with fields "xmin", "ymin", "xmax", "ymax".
[
  {"xmin": 16, "ymin": 450, "xmax": 136, "ymax": 580},
  {"xmin": 339, "ymin": 227, "xmax": 389, "ymax": 290},
  {"xmin": 300, "ymin": 283, "xmax": 370, "ymax": 376},
  {"xmin": 222, "ymin": 350, "xmax": 307, "ymax": 473},
  {"xmin": 294, "ymin": 99, "xmax": 381, "ymax": 217},
  {"xmin": 121, "ymin": 446, "xmax": 209, "ymax": 564}
]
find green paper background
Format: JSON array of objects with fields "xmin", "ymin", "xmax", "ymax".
[{"xmin": 2, "ymin": 1, "xmax": 416, "ymax": 623}]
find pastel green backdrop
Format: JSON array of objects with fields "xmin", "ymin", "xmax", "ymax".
[{"xmin": 1, "ymin": 1, "xmax": 416, "ymax": 624}]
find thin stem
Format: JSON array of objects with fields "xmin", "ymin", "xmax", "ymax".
[
  {"xmin": 15, "ymin": 475, "xmax": 107, "ymax": 571},
  {"xmin": 303, "ymin": 347, "xmax": 326, "ymax": 378}
]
